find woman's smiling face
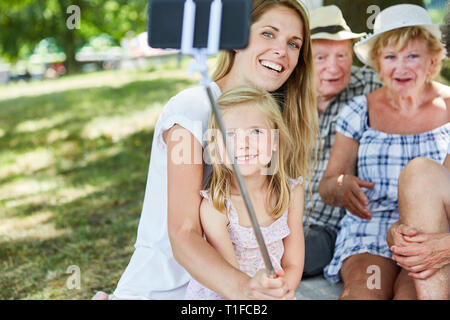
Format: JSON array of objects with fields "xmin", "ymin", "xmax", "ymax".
[
  {"xmin": 378, "ymin": 39, "xmax": 436, "ymax": 96},
  {"xmin": 230, "ymin": 5, "xmax": 304, "ymax": 92}
]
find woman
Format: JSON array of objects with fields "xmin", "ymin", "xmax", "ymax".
[
  {"xmin": 318, "ymin": 4, "xmax": 449, "ymax": 299},
  {"xmin": 386, "ymin": 7, "xmax": 450, "ymax": 300},
  {"xmin": 97, "ymin": 0, "xmax": 318, "ymax": 300}
]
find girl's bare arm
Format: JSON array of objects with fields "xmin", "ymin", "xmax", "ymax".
[
  {"xmin": 199, "ymin": 198, "xmax": 240, "ymax": 269},
  {"xmin": 165, "ymin": 125, "xmax": 292, "ymax": 299},
  {"xmin": 280, "ymin": 183, "xmax": 305, "ymax": 293},
  {"xmin": 165, "ymin": 125, "xmax": 248, "ymax": 299}
]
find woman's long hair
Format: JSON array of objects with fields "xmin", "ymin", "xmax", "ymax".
[
  {"xmin": 212, "ymin": 0, "xmax": 319, "ymax": 190},
  {"xmin": 206, "ymin": 86, "xmax": 294, "ymax": 219}
]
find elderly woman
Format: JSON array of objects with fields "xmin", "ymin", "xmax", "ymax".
[
  {"xmin": 318, "ymin": 4, "xmax": 450, "ymax": 300},
  {"xmin": 386, "ymin": 5, "xmax": 450, "ymax": 301}
]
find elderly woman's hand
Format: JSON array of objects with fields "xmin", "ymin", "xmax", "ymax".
[
  {"xmin": 246, "ymin": 269, "xmax": 296, "ymax": 300},
  {"xmin": 391, "ymin": 232, "xmax": 450, "ymax": 280}
]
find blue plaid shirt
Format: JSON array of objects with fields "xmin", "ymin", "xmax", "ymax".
[
  {"xmin": 304, "ymin": 66, "xmax": 382, "ymax": 232},
  {"xmin": 324, "ymin": 94, "xmax": 450, "ymax": 283}
]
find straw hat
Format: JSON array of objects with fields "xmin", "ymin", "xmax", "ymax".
[
  {"xmin": 310, "ymin": 5, "xmax": 366, "ymax": 41},
  {"xmin": 354, "ymin": 4, "xmax": 442, "ymax": 66}
]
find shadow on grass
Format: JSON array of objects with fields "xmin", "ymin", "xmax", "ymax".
[
  {"xmin": 0, "ymin": 75, "xmax": 196, "ymax": 299},
  {"xmin": 0, "ymin": 77, "xmax": 194, "ymax": 154},
  {"xmin": 0, "ymin": 129, "xmax": 156, "ymax": 299}
]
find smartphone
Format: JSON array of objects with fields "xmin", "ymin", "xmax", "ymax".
[{"xmin": 147, "ymin": 0, "xmax": 251, "ymax": 50}]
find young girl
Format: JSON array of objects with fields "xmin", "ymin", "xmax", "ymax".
[{"xmin": 185, "ymin": 86, "xmax": 305, "ymax": 300}]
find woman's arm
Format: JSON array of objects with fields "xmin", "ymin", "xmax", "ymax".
[
  {"xmin": 165, "ymin": 125, "xmax": 291, "ymax": 299},
  {"xmin": 319, "ymin": 132, "xmax": 374, "ymax": 219},
  {"xmin": 280, "ymin": 184, "xmax": 305, "ymax": 294}
]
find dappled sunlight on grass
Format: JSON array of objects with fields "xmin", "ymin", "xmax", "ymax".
[
  {"xmin": 0, "ymin": 148, "xmax": 55, "ymax": 181},
  {"xmin": 0, "ymin": 210, "xmax": 72, "ymax": 243},
  {"xmin": 15, "ymin": 114, "xmax": 72, "ymax": 134},
  {"xmin": 46, "ymin": 129, "xmax": 70, "ymax": 144},
  {"xmin": 0, "ymin": 66, "xmax": 196, "ymax": 299},
  {"xmin": 53, "ymin": 185, "xmax": 103, "ymax": 205},
  {"xmin": 81, "ymin": 104, "xmax": 164, "ymax": 142},
  {"xmin": 0, "ymin": 178, "xmax": 59, "ymax": 202},
  {"xmin": 0, "ymin": 67, "xmax": 192, "ymax": 101}
]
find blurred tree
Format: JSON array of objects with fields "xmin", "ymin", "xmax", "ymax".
[
  {"xmin": 323, "ymin": 0, "xmax": 425, "ymax": 66},
  {"xmin": 0, "ymin": 0, "xmax": 148, "ymax": 73},
  {"xmin": 323, "ymin": 0, "xmax": 425, "ymax": 34}
]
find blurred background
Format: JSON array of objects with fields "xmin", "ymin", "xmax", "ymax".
[{"xmin": 0, "ymin": 0, "xmax": 448, "ymax": 299}]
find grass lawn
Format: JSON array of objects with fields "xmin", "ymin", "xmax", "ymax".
[{"xmin": 0, "ymin": 59, "xmax": 197, "ymax": 299}]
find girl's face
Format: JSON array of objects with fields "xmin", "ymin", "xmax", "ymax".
[
  {"xmin": 378, "ymin": 39, "xmax": 436, "ymax": 96},
  {"xmin": 228, "ymin": 5, "xmax": 304, "ymax": 92},
  {"xmin": 218, "ymin": 104, "xmax": 278, "ymax": 177}
]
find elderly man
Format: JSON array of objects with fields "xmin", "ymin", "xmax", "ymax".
[{"xmin": 303, "ymin": 5, "xmax": 382, "ymax": 277}]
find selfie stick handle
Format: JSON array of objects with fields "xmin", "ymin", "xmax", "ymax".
[{"xmin": 181, "ymin": 0, "xmax": 276, "ymax": 277}]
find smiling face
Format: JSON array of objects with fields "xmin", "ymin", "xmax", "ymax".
[
  {"xmin": 312, "ymin": 39, "xmax": 353, "ymax": 100},
  {"xmin": 218, "ymin": 104, "xmax": 277, "ymax": 177},
  {"xmin": 226, "ymin": 5, "xmax": 304, "ymax": 92},
  {"xmin": 378, "ymin": 39, "xmax": 436, "ymax": 96}
]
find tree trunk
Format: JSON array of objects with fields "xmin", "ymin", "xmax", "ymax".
[
  {"xmin": 62, "ymin": 28, "xmax": 81, "ymax": 74},
  {"xmin": 57, "ymin": 0, "xmax": 83, "ymax": 74}
]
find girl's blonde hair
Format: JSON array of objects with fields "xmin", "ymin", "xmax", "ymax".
[
  {"xmin": 206, "ymin": 86, "xmax": 294, "ymax": 219},
  {"xmin": 212, "ymin": 0, "xmax": 319, "ymax": 188},
  {"xmin": 370, "ymin": 26, "xmax": 445, "ymax": 80}
]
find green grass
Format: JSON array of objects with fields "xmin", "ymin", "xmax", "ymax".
[{"xmin": 0, "ymin": 60, "xmax": 197, "ymax": 299}]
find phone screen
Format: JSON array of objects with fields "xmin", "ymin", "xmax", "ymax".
[{"xmin": 147, "ymin": 0, "xmax": 251, "ymax": 50}]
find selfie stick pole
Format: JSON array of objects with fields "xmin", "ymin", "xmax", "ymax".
[{"xmin": 181, "ymin": 0, "xmax": 276, "ymax": 277}]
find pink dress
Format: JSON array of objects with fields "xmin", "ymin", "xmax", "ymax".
[{"xmin": 184, "ymin": 177, "xmax": 303, "ymax": 300}]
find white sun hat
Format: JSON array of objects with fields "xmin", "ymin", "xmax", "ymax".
[
  {"xmin": 310, "ymin": 5, "xmax": 366, "ymax": 41},
  {"xmin": 354, "ymin": 4, "xmax": 442, "ymax": 67}
]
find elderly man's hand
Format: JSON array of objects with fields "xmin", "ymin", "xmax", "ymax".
[
  {"xmin": 337, "ymin": 174, "xmax": 374, "ymax": 220},
  {"xmin": 391, "ymin": 232, "xmax": 450, "ymax": 280}
]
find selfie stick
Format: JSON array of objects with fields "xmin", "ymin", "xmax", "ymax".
[{"xmin": 181, "ymin": 0, "xmax": 276, "ymax": 276}]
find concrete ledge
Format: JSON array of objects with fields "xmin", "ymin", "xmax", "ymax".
[{"xmin": 295, "ymin": 275, "xmax": 343, "ymax": 300}]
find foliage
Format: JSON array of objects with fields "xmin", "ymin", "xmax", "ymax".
[
  {"xmin": 0, "ymin": 0, "xmax": 149, "ymax": 72},
  {"xmin": 323, "ymin": 0, "xmax": 426, "ymax": 35}
]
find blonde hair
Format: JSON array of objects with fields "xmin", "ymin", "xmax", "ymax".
[
  {"xmin": 206, "ymin": 86, "xmax": 293, "ymax": 219},
  {"xmin": 212, "ymin": 0, "xmax": 319, "ymax": 188},
  {"xmin": 370, "ymin": 26, "xmax": 445, "ymax": 80}
]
